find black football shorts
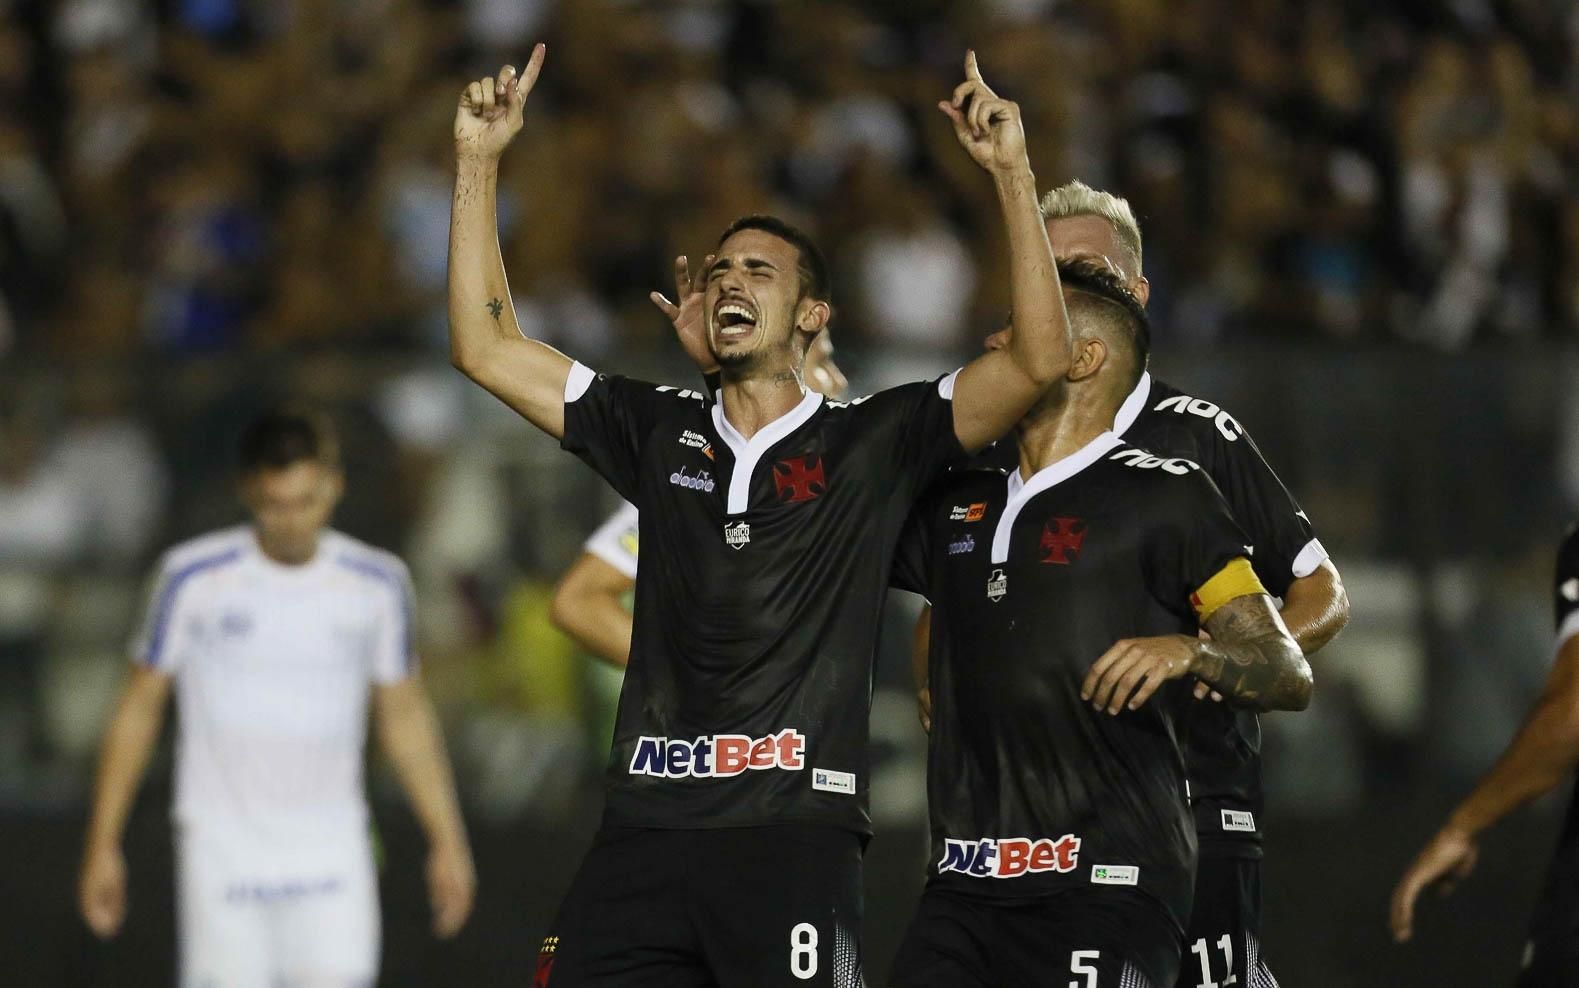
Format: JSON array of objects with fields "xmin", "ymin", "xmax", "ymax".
[
  {"xmin": 889, "ymin": 884, "xmax": 1181, "ymax": 988},
  {"xmin": 537, "ymin": 825, "xmax": 864, "ymax": 988},
  {"xmin": 1175, "ymin": 853, "xmax": 1279, "ymax": 988}
]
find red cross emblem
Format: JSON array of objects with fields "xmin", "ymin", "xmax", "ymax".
[
  {"xmin": 1040, "ymin": 517, "xmax": 1086, "ymax": 564},
  {"xmin": 773, "ymin": 454, "xmax": 827, "ymax": 503}
]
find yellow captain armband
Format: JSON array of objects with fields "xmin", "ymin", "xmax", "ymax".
[{"xmin": 1189, "ymin": 557, "xmax": 1266, "ymax": 621}]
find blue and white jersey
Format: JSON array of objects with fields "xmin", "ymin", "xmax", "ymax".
[{"xmin": 131, "ymin": 526, "xmax": 416, "ymax": 858}]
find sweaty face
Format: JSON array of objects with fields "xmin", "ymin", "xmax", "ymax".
[
  {"xmin": 1044, "ymin": 214, "xmax": 1143, "ymax": 298},
  {"xmin": 705, "ymin": 229, "xmax": 807, "ymax": 371},
  {"xmin": 242, "ymin": 460, "xmax": 342, "ymax": 564}
]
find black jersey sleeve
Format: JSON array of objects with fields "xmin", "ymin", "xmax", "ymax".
[
  {"xmin": 874, "ymin": 374, "xmax": 968, "ymax": 497},
  {"xmin": 1146, "ymin": 469, "xmax": 1261, "ymax": 622},
  {"xmin": 561, "ymin": 366, "xmax": 703, "ymax": 504},
  {"xmin": 1199, "ymin": 415, "xmax": 1322, "ymax": 599},
  {"xmin": 890, "ymin": 491, "xmax": 938, "ymax": 597},
  {"xmin": 1557, "ymin": 526, "xmax": 1579, "ymax": 643}
]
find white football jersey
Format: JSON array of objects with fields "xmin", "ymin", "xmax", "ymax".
[
  {"xmin": 583, "ymin": 501, "xmax": 640, "ymax": 579},
  {"xmin": 131, "ymin": 526, "xmax": 415, "ymax": 863}
]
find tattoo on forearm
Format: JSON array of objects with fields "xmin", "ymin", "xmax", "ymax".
[
  {"xmin": 1196, "ymin": 595, "xmax": 1313, "ymax": 711},
  {"xmin": 487, "ymin": 298, "xmax": 504, "ymax": 320}
]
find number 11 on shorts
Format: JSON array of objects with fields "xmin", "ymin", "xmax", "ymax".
[
  {"xmin": 791, "ymin": 922, "xmax": 819, "ymax": 980},
  {"xmin": 1190, "ymin": 935, "xmax": 1238, "ymax": 987}
]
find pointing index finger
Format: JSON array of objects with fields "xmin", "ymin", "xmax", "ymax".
[
  {"xmin": 965, "ymin": 49, "xmax": 983, "ymax": 83},
  {"xmin": 518, "ymin": 43, "xmax": 547, "ymax": 98}
]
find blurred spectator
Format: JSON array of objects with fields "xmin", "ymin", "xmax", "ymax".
[
  {"xmin": 47, "ymin": 367, "xmax": 169, "ymax": 567},
  {"xmin": 0, "ymin": 404, "xmax": 87, "ymax": 777}
]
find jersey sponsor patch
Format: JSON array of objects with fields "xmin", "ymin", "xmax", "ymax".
[
  {"xmin": 724, "ymin": 521, "xmax": 750, "ymax": 549},
  {"xmin": 669, "ymin": 466, "xmax": 717, "ymax": 493},
  {"xmin": 937, "ymin": 835, "xmax": 1081, "ymax": 879},
  {"xmin": 986, "ymin": 568, "xmax": 1008, "ymax": 602},
  {"xmin": 628, "ymin": 729, "xmax": 806, "ymax": 779},
  {"xmin": 1090, "ymin": 864, "xmax": 1139, "ymax": 886},
  {"xmin": 1108, "ymin": 447, "xmax": 1201, "ymax": 475},
  {"xmin": 812, "ymin": 767, "xmax": 856, "ymax": 795},
  {"xmin": 678, "ymin": 429, "xmax": 710, "ymax": 449},
  {"xmin": 1152, "ymin": 393, "xmax": 1244, "ymax": 442},
  {"xmin": 1190, "ymin": 557, "xmax": 1267, "ymax": 620},
  {"xmin": 1220, "ymin": 809, "xmax": 1257, "ymax": 832},
  {"xmin": 949, "ymin": 503, "xmax": 988, "ymax": 522}
]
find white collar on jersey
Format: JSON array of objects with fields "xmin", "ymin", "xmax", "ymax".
[
  {"xmin": 710, "ymin": 388, "xmax": 825, "ymax": 515},
  {"xmin": 1110, "ymin": 371, "xmax": 1152, "ymax": 439},
  {"xmin": 992, "ymin": 430, "xmax": 1125, "ymax": 563}
]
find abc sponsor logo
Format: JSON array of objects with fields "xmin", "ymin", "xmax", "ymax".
[
  {"xmin": 629, "ymin": 728, "xmax": 806, "ymax": 779},
  {"xmin": 937, "ymin": 835, "xmax": 1081, "ymax": 879}
]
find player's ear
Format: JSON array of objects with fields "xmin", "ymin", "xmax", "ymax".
[
  {"xmin": 796, "ymin": 297, "xmax": 831, "ymax": 337},
  {"xmin": 1067, "ymin": 336, "xmax": 1106, "ymax": 383},
  {"xmin": 1132, "ymin": 276, "xmax": 1151, "ymax": 308}
]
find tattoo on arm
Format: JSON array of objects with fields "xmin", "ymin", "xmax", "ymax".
[
  {"xmin": 487, "ymin": 298, "xmax": 504, "ymax": 320},
  {"xmin": 1195, "ymin": 593, "xmax": 1313, "ymax": 712}
]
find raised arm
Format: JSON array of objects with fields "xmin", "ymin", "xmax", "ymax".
[
  {"xmin": 375, "ymin": 677, "xmax": 475, "ymax": 938},
  {"xmin": 79, "ymin": 665, "xmax": 172, "ymax": 938},
  {"xmin": 448, "ymin": 45, "xmax": 576, "ymax": 438},
  {"xmin": 939, "ymin": 53, "xmax": 1072, "ymax": 453}
]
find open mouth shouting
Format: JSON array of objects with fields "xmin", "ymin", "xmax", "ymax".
[{"xmin": 712, "ymin": 298, "xmax": 760, "ymax": 343}]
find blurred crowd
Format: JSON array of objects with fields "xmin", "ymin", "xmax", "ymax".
[
  {"xmin": 1, "ymin": 0, "xmax": 1578, "ymax": 820},
  {"xmin": 0, "ymin": 0, "xmax": 1576, "ymax": 362}
]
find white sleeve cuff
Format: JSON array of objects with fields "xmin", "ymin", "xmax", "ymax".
[
  {"xmin": 937, "ymin": 369, "xmax": 962, "ymax": 401},
  {"xmin": 565, "ymin": 361, "xmax": 596, "ymax": 403},
  {"xmin": 1558, "ymin": 611, "xmax": 1579, "ymax": 652},
  {"xmin": 1291, "ymin": 538, "xmax": 1330, "ymax": 580}
]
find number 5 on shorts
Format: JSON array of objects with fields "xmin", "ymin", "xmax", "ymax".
[
  {"xmin": 1069, "ymin": 949, "xmax": 1099, "ymax": 988},
  {"xmin": 790, "ymin": 922, "xmax": 819, "ymax": 980}
]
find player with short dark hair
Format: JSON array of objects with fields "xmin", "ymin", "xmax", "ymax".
[
  {"xmin": 448, "ymin": 48, "xmax": 1072, "ymax": 986},
  {"xmin": 1391, "ymin": 525, "xmax": 1579, "ymax": 986},
  {"xmin": 78, "ymin": 409, "xmax": 474, "ymax": 986},
  {"xmin": 912, "ymin": 182, "xmax": 1350, "ymax": 988},
  {"xmin": 890, "ymin": 259, "xmax": 1311, "ymax": 988}
]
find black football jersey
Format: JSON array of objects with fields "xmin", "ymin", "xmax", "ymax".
[
  {"xmin": 561, "ymin": 362, "xmax": 963, "ymax": 835},
  {"xmin": 893, "ymin": 433, "xmax": 1258, "ymax": 931},
  {"xmin": 1116, "ymin": 373, "xmax": 1325, "ymax": 854}
]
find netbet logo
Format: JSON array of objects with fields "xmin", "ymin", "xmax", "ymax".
[
  {"xmin": 629, "ymin": 729, "xmax": 806, "ymax": 779},
  {"xmin": 937, "ymin": 835, "xmax": 1081, "ymax": 879},
  {"xmin": 1153, "ymin": 394, "xmax": 1244, "ymax": 442}
]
